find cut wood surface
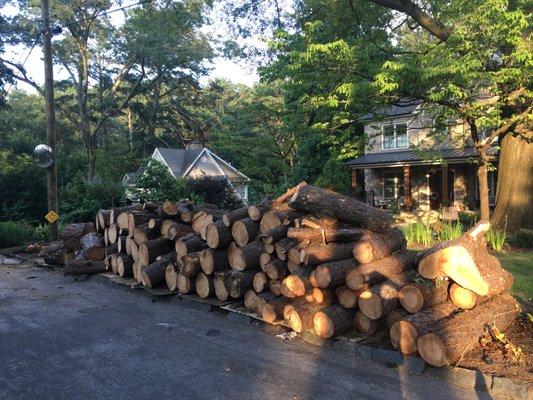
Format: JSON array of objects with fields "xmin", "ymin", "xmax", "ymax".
[
  {"xmin": 352, "ymin": 229, "xmax": 406, "ymax": 264},
  {"xmin": 64, "ymin": 260, "xmax": 106, "ymax": 276},
  {"xmin": 287, "ymin": 303, "xmax": 325, "ymax": 333},
  {"xmin": 141, "ymin": 257, "xmax": 172, "ymax": 288},
  {"xmin": 165, "ymin": 263, "xmax": 178, "ymax": 291},
  {"xmin": 214, "ymin": 271, "xmax": 231, "ymax": 301},
  {"xmin": 80, "ymin": 232, "xmax": 105, "ymax": 261},
  {"xmin": 358, "ymin": 277, "xmax": 407, "ymax": 320},
  {"xmin": 385, "ymin": 308, "xmax": 408, "ymax": 330},
  {"xmin": 227, "ymin": 270, "xmax": 256, "ymax": 299},
  {"xmin": 177, "ymin": 273, "xmax": 195, "ymax": 294},
  {"xmin": 116, "ymin": 254, "xmax": 134, "ymax": 277},
  {"xmin": 232, "ymin": 218, "xmax": 260, "ymax": 246},
  {"xmin": 276, "ymin": 238, "xmax": 297, "ymax": 261},
  {"xmin": 61, "ymin": 222, "xmax": 96, "ymax": 249},
  {"xmin": 417, "ymin": 294, "xmax": 519, "ymax": 366},
  {"xmin": 448, "ymin": 283, "xmax": 477, "ymax": 310},
  {"xmin": 199, "ymin": 248, "xmax": 229, "ymax": 275},
  {"xmin": 345, "ymin": 250, "xmax": 418, "ymax": 290},
  {"xmin": 314, "ymin": 305, "xmax": 356, "ymax": 338},
  {"xmin": 205, "ymin": 222, "xmax": 233, "ymax": 249},
  {"xmin": 261, "ymin": 297, "xmax": 292, "ymax": 323},
  {"xmin": 253, "ymin": 271, "xmax": 269, "ymax": 293},
  {"xmin": 196, "ymin": 273, "xmax": 214, "ymax": 299},
  {"xmin": 138, "ymin": 238, "xmax": 173, "ymax": 267},
  {"xmin": 354, "ymin": 311, "xmax": 382, "ymax": 336},
  {"xmin": 289, "ymin": 185, "xmax": 393, "ymax": 232},
  {"xmin": 223, "ymin": 207, "xmax": 250, "ymax": 227},
  {"xmin": 336, "ymin": 285, "xmax": 369, "ymax": 309},
  {"xmin": 230, "ymin": 241, "xmax": 263, "ymax": 271},
  {"xmin": 265, "ymin": 259, "xmax": 288, "ymax": 281},
  {"xmin": 181, "ymin": 253, "xmax": 202, "ymax": 278},
  {"xmin": 175, "ymin": 234, "xmax": 206, "ymax": 258},
  {"xmin": 282, "ymin": 266, "xmax": 314, "ymax": 297},
  {"xmin": 311, "ymin": 287, "xmax": 336, "ymax": 306},
  {"xmin": 389, "ymin": 303, "xmax": 457, "ymax": 355},
  {"xmin": 399, "ymin": 279, "xmax": 450, "ymax": 313},
  {"xmin": 166, "ymin": 221, "xmax": 193, "ymax": 241},
  {"xmin": 133, "ymin": 222, "xmax": 159, "ymax": 244},
  {"xmin": 314, "ymin": 258, "xmax": 357, "ymax": 288},
  {"xmin": 269, "ymin": 280, "xmax": 282, "ymax": 296}
]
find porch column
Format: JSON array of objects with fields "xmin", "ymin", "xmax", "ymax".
[
  {"xmin": 403, "ymin": 165, "xmax": 413, "ymax": 210},
  {"xmin": 442, "ymin": 164, "xmax": 449, "ymax": 205},
  {"xmin": 351, "ymin": 170, "xmax": 357, "ymax": 191}
]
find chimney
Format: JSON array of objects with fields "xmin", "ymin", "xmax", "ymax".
[{"xmin": 183, "ymin": 139, "xmax": 204, "ymax": 149}]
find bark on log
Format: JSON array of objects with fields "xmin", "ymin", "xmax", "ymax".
[
  {"xmin": 398, "ymin": 278, "xmax": 450, "ymax": 313},
  {"xmin": 301, "ymin": 243, "xmax": 355, "ymax": 266},
  {"xmin": 287, "ymin": 227, "xmax": 365, "ymax": 244},
  {"xmin": 214, "ymin": 271, "xmax": 231, "ymax": 301},
  {"xmin": 259, "ymin": 253, "xmax": 274, "ymax": 270},
  {"xmin": 315, "ymin": 258, "xmax": 357, "ymax": 288},
  {"xmin": 311, "ymin": 287, "xmax": 337, "ymax": 306},
  {"xmin": 141, "ymin": 258, "xmax": 172, "ymax": 288},
  {"xmin": 247, "ymin": 198, "xmax": 272, "ymax": 221},
  {"xmin": 161, "ymin": 200, "xmax": 179, "ymax": 217},
  {"xmin": 230, "ymin": 241, "xmax": 263, "ymax": 271},
  {"xmin": 352, "ymin": 229, "xmax": 406, "ymax": 264},
  {"xmin": 269, "ymin": 280, "xmax": 282, "ymax": 296},
  {"xmin": 116, "ymin": 254, "xmax": 134, "ymax": 277},
  {"xmin": 227, "ymin": 270, "xmax": 256, "ymax": 299},
  {"xmin": 261, "ymin": 225, "xmax": 289, "ymax": 244},
  {"xmin": 232, "ymin": 218, "xmax": 260, "ymax": 246},
  {"xmin": 265, "ymin": 259, "xmax": 288, "ymax": 281},
  {"xmin": 314, "ymin": 305, "xmax": 356, "ymax": 338},
  {"xmin": 133, "ymin": 222, "xmax": 159, "ymax": 245},
  {"xmin": 354, "ymin": 311, "xmax": 382, "ymax": 336},
  {"xmin": 117, "ymin": 236, "xmax": 127, "ymax": 254},
  {"xmin": 417, "ymin": 294, "xmax": 519, "ymax": 366},
  {"xmin": 389, "ymin": 303, "xmax": 457, "ymax": 355},
  {"xmin": 260, "ymin": 209, "xmax": 302, "ymax": 233},
  {"xmin": 138, "ymin": 238, "xmax": 173, "ymax": 267},
  {"xmin": 289, "ymin": 185, "xmax": 393, "ymax": 232},
  {"xmin": 80, "ymin": 233, "xmax": 105, "ymax": 261},
  {"xmin": 177, "ymin": 273, "xmax": 195, "ymax": 294},
  {"xmin": 261, "ymin": 297, "xmax": 292, "ymax": 323},
  {"xmin": 61, "ymin": 222, "xmax": 96, "ymax": 250},
  {"xmin": 97, "ymin": 209, "xmax": 111, "ymax": 229},
  {"xmin": 127, "ymin": 211, "xmax": 157, "ymax": 236},
  {"xmin": 287, "ymin": 303, "xmax": 326, "ymax": 333},
  {"xmin": 253, "ymin": 271, "xmax": 268, "ymax": 293},
  {"xmin": 287, "ymin": 260, "xmax": 301, "ymax": 274},
  {"xmin": 166, "ymin": 221, "xmax": 193, "ymax": 241},
  {"xmin": 345, "ymin": 250, "xmax": 418, "ymax": 290},
  {"xmin": 165, "ymin": 263, "xmax": 178, "ymax": 291},
  {"xmin": 105, "ymin": 243, "xmax": 118, "ymax": 258},
  {"xmin": 64, "ymin": 260, "xmax": 106, "ymax": 276},
  {"xmin": 385, "ymin": 308, "xmax": 409, "ymax": 330},
  {"xmin": 199, "ymin": 248, "xmax": 229, "ymax": 275},
  {"xmin": 335, "ymin": 285, "xmax": 369, "ymax": 309},
  {"xmin": 223, "ymin": 207, "xmax": 250, "ymax": 227},
  {"xmin": 181, "ymin": 253, "xmax": 202, "ymax": 278},
  {"xmin": 175, "ymin": 234, "xmax": 206, "ymax": 258},
  {"xmin": 358, "ymin": 277, "xmax": 407, "ymax": 320},
  {"xmin": 282, "ymin": 266, "xmax": 314, "ymax": 297},
  {"xmin": 205, "ymin": 222, "xmax": 233, "ymax": 249},
  {"xmin": 196, "ymin": 273, "xmax": 215, "ymax": 299},
  {"xmin": 275, "ymin": 238, "xmax": 298, "ymax": 261}
]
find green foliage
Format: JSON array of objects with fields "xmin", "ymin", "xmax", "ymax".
[
  {"xmin": 315, "ymin": 156, "xmax": 351, "ymax": 194},
  {"xmin": 402, "ymin": 222, "xmax": 434, "ymax": 246},
  {"xmin": 0, "ymin": 221, "xmax": 33, "ymax": 248},
  {"xmin": 458, "ymin": 211, "xmax": 480, "ymax": 228},
  {"xmin": 510, "ymin": 229, "xmax": 533, "ymax": 249},
  {"xmin": 33, "ymin": 224, "xmax": 50, "ymax": 242},
  {"xmin": 186, "ymin": 176, "xmax": 244, "ymax": 209},
  {"xmin": 131, "ymin": 160, "xmax": 188, "ymax": 203},
  {"xmin": 486, "ymin": 228, "xmax": 507, "ymax": 253},
  {"xmin": 437, "ymin": 221, "xmax": 464, "ymax": 242},
  {"xmin": 496, "ymin": 252, "xmax": 533, "ymax": 301}
]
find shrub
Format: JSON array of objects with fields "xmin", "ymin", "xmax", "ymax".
[
  {"xmin": 131, "ymin": 160, "xmax": 187, "ymax": 203},
  {"xmin": 33, "ymin": 223, "xmax": 50, "ymax": 242},
  {"xmin": 187, "ymin": 175, "xmax": 244, "ymax": 209},
  {"xmin": 402, "ymin": 222, "xmax": 433, "ymax": 246},
  {"xmin": 486, "ymin": 228, "xmax": 507, "ymax": 253},
  {"xmin": 510, "ymin": 228, "xmax": 533, "ymax": 248},
  {"xmin": 437, "ymin": 221, "xmax": 463, "ymax": 242},
  {"xmin": 315, "ymin": 157, "xmax": 351, "ymax": 194},
  {"xmin": 0, "ymin": 221, "xmax": 33, "ymax": 248},
  {"xmin": 458, "ymin": 211, "xmax": 479, "ymax": 228}
]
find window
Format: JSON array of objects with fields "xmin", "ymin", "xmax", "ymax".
[
  {"xmin": 383, "ymin": 171, "xmax": 405, "ymax": 200},
  {"xmin": 382, "ymin": 123, "xmax": 408, "ymax": 149}
]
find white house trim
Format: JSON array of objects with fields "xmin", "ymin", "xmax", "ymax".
[
  {"xmin": 181, "ymin": 148, "xmax": 208, "ymax": 178},
  {"xmin": 151, "ymin": 148, "xmax": 177, "ymax": 178},
  {"xmin": 209, "ymin": 151, "xmax": 251, "ymax": 181},
  {"xmin": 205, "ymin": 150, "xmax": 247, "ymax": 204}
]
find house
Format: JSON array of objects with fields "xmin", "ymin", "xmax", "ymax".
[
  {"xmin": 346, "ymin": 101, "xmax": 498, "ymax": 211},
  {"xmin": 124, "ymin": 146, "xmax": 251, "ymax": 203}
]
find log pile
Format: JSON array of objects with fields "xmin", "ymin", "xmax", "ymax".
[{"xmin": 41, "ymin": 184, "xmax": 519, "ymax": 370}]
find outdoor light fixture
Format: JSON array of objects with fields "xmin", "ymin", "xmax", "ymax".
[{"xmin": 33, "ymin": 144, "xmax": 54, "ymax": 168}]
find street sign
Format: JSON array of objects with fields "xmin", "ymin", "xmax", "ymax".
[{"xmin": 45, "ymin": 210, "xmax": 59, "ymax": 224}]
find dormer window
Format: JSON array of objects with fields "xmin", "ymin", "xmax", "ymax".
[{"xmin": 382, "ymin": 123, "xmax": 408, "ymax": 149}]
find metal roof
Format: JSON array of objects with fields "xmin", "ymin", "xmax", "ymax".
[{"xmin": 346, "ymin": 147, "xmax": 498, "ymax": 168}]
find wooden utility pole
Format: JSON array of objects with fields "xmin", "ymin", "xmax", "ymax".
[{"xmin": 40, "ymin": 0, "xmax": 59, "ymax": 240}]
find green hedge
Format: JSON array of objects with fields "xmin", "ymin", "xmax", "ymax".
[{"xmin": 0, "ymin": 221, "xmax": 33, "ymax": 248}]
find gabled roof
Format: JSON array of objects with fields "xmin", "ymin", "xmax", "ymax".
[
  {"xmin": 153, "ymin": 147, "xmax": 250, "ymax": 181},
  {"xmin": 361, "ymin": 100, "xmax": 423, "ymax": 121},
  {"xmin": 346, "ymin": 147, "xmax": 498, "ymax": 168}
]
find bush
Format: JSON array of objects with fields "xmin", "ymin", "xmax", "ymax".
[
  {"xmin": 510, "ymin": 228, "xmax": 533, "ymax": 248},
  {"xmin": 402, "ymin": 222, "xmax": 433, "ymax": 246},
  {"xmin": 437, "ymin": 221, "xmax": 463, "ymax": 242},
  {"xmin": 458, "ymin": 211, "xmax": 479, "ymax": 228},
  {"xmin": 187, "ymin": 175, "xmax": 244, "ymax": 209},
  {"xmin": 315, "ymin": 157, "xmax": 351, "ymax": 194},
  {"xmin": 486, "ymin": 228, "xmax": 507, "ymax": 253},
  {"xmin": 0, "ymin": 221, "xmax": 33, "ymax": 248},
  {"xmin": 131, "ymin": 160, "xmax": 187, "ymax": 203},
  {"xmin": 33, "ymin": 223, "xmax": 50, "ymax": 242}
]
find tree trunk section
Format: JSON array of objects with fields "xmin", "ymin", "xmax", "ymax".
[
  {"xmin": 175, "ymin": 234, "xmax": 206, "ymax": 258},
  {"xmin": 232, "ymin": 218, "xmax": 260, "ymax": 246},
  {"xmin": 315, "ymin": 258, "xmax": 357, "ymax": 288},
  {"xmin": 166, "ymin": 222, "xmax": 193, "ymax": 241},
  {"xmin": 358, "ymin": 277, "xmax": 407, "ymax": 320},
  {"xmin": 80, "ymin": 233, "xmax": 105, "ymax": 261},
  {"xmin": 399, "ymin": 280, "xmax": 450, "ymax": 313},
  {"xmin": 301, "ymin": 243, "xmax": 355, "ymax": 266},
  {"xmin": 230, "ymin": 241, "xmax": 263, "ymax": 271},
  {"xmin": 205, "ymin": 222, "xmax": 233, "ymax": 249},
  {"xmin": 314, "ymin": 305, "xmax": 356, "ymax": 338},
  {"xmin": 265, "ymin": 259, "xmax": 288, "ymax": 281},
  {"xmin": 352, "ymin": 229, "xmax": 406, "ymax": 264},
  {"xmin": 138, "ymin": 238, "xmax": 173, "ymax": 267},
  {"xmin": 287, "ymin": 227, "xmax": 365, "ymax": 244},
  {"xmin": 354, "ymin": 311, "xmax": 382, "ymax": 335},
  {"xmin": 195, "ymin": 273, "xmax": 214, "ymax": 299},
  {"xmin": 253, "ymin": 271, "xmax": 269, "ymax": 293},
  {"xmin": 199, "ymin": 248, "xmax": 229, "ymax": 275},
  {"xmin": 223, "ymin": 207, "xmax": 249, "ymax": 227}
]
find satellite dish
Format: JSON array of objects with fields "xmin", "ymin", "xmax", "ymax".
[{"xmin": 33, "ymin": 144, "xmax": 54, "ymax": 168}]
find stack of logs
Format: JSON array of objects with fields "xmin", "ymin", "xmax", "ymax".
[{"xmin": 49, "ymin": 182, "xmax": 519, "ymax": 369}]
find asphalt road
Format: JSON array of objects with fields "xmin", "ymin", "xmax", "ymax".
[{"xmin": 0, "ymin": 262, "xmax": 489, "ymax": 400}]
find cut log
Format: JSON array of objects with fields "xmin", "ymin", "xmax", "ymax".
[
  {"xmin": 175, "ymin": 234, "xmax": 206, "ymax": 258},
  {"xmin": 244, "ymin": 290, "xmax": 258, "ymax": 311},
  {"xmin": 261, "ymin": 297, "xmax": 292, "ymax": 323},
  {"xmin": 161, "ymin": 200, "xmax": 179, "ymax": 217},
  {"xmin": 282, "ymin": 266, "xmax": 314, "ymax": 297},
  {"xmin": 97, "ymin": 209, "xmax": 111, "ymax": 229},
  {"xmin": 287, "ymin": 303, "xmax": 326, "ymax": 333},
  {"xmin": 127, "ymin": 211, "xmax": 157, "ymax": 235},
  {"xmin": 110, "ymin": 254, "xmax": 118, "ymax": 274},
  {"xmin": 205, "ymin": 222, "xmax": 233, "ymax": 249},
  {"xmin": 166, "ymin": 221, "xmax": 193, "ymax": 241},
  {"xmin": 261, "ymin": 225, "xmax": 289, "ymax": 244},
  {"xmin": 177, "ymin": 273, "xmax": 195, "ymax": 294},
  {"xmin": 230, "ymin": 241, "xmax": 263, "ymax": 271},
  {"xmin": 336, "ymin": 285, "xmax": 369, "ymax": 309},
  {"xmin": 259, "ymin": 252, "xmax": 274, "ymax": 270},
  {"xmin": 105, "ymin": 243, "xmax": 118, "ymax": 258},
  {"xmin": 61, "ymin": 222, "xmax": 96, "ymax": 250},
  {"xmin": 345, "ymin": 250, "xmax": 418, "ymax": 291},
  {"xmin": 264, "ymin": 242, "xmax": 275, "ymax": 254},
  {"xmin": 199, "ymin": 248, "xmax": 229, "ymax": 275},
  {"xmin": 133, "ymin": 222, "xmax": 159, "ymax": 245},
  {"xmin": 358, "ymin": 276, "xmax": 408, "ymax": 320},
  {"xmin": 80, "ymin": 233, "xmax": 105, "ymax": 261},
  {"xmin": 448, "ymin": 283, "xmax": 477, "ymax": 310},
  {"xmin": 165, "ymin": 263, "xmax": 178, "ymax": 291},
  {"xmin": 311, "ymin": 287, "xmax": 337, "ymax": 306},
  {"xmin": 130, "ymin": 241, "xmax": 139, "ymax": 262},
  {"xmin": 354, "ymin": 311, "xmax": 382, "ymax": 335},
  {"xmin": 253, "ymin": 271, "xmax": 268, "ymax": 293},
  {"xmin": 232, "ymin": 218, "xmax": 260, "ymax": 246},
  {"xmin": 389, "ymin": 303, "xmax": 457, "ymax": 355},
  {"xmin": 107, "ymin": 223, "xmax": 120, "ymax": 245},
  {"xmin": 141, "ymin": 258, "xmax": 171, "ymax": 288},
  {"xmin": 117, "ymin": 236, "xmax": 127, "ymax": 253},
  {"xmin": 314, "ymin": 305, "xmax": 356, "ymax": 338},
  {"xmin": 385, "ymin": 307, "xmax": 409, "ymax": 330},
  {"xmin": 315, "ymin": 258, "xmax": 357, "ymax": 288},
  {"xmin": 417, "ymin": 294, "xmax": 519, "ymax": 366},
  {"xmin": 181, "ymin": 253, "xmax": 202, "ymax": 278},
  {"xmin": 226, "ymin": 270, "xmax": 256, "ymax": 299},
  {"xmin": 287, "ymin": 260, "xmax": 301, "ymax": 274},
  {"xmin": 214, "ymin": 271, "xmax": 231, "ymax": 301},
  {"xmin": 138, "ymin": 238, "xmax": 173, "ymax": 267},
  {"xmin": 301, "ymin": 243, "xmax": 354, "ymax": 266},
  {"xmin": 160, "ymin": 219, "xmax": 174, "ymax": 237},
  {"xmin": 260, "ymin": 209, "xmax": 301, "ymax": 233},
  {"xmin": 64, "ymin": 260, "xmax": 106, "ymax": 276},
  {"xmin": 275, "ymin": 238, "xmax": 297, "ymax": 261},
  {"xmin": 265, "ymin": 259, "xmax": 288, "ymax": 281},
  {"xmin": 418, "ymin": 222, "xmax": 492, "ymax": 295},
  {"xmin": 399, "ymin": 279, "xmax": 450, "ymax": 313},
  {"xmin": 116, "ymin": 254, "xmax": 134, "ymax": 277},
  {"xmin": 352, "ymin": 229, "xmax": 406, "ymax": 264},
  {"xmin": 269, "ymin": 280, "xmax": 282, "ymax": 296},
  {"xmin": 110, "ymin": 205, "xmax": 140, "ymax": 225},
  {"xmin": 289, "ymin": 185, "xmax": 393, "ymax": 232},
  {"xmin": 223, "ymin": 207, "xmax": 250, "ymax": 227},
  {"xmin": 287, "ymin": 227, "xmax": 365, "ymax": 244},
  {"xmin": 195, "ymin": 273, "xmax": 214, "ymax": 299},
  {"xmin": 248, "ymin": 197, "xmax": 272, "ymax": 221}
]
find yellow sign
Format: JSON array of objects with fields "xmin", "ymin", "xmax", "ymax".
[{"xmin": 45, "ymin": 210, "xmax": 59, "ymax": 224}]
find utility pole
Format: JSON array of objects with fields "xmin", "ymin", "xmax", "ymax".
[{"xmin": 40, "ymin": 0, "xmax": 59, "ymax": 241}]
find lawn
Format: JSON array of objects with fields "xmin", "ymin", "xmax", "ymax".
[{"xmin": 497, "ymin": 250, "xmax": 533, "ymax": 302}]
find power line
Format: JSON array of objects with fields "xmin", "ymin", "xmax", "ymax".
[{"xmin": 5, "ymin": 32, "xmax": 42, "ymax": 94}]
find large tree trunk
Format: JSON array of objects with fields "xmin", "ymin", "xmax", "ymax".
[
  {"xmin": 417, "ymin": 294, "xmax": 519, "ymax": 366},
  {"xmin": 491, "ymin": 131, "xmax": 533, "ymax": 232},
  {"xmin": 79, "ymin": 233, "xmax": 105, "ymax": 261}
]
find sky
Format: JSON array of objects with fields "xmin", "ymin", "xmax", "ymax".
[{"xmin": 2, "ymin": 1, "xmax": 261, "ymax": 94}]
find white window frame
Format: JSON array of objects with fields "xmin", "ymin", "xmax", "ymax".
[{"xmin": 381, "ymin": 123, "xmax": 409, "ymax": 150}]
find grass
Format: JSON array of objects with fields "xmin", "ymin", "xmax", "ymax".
[{"xmin": 496, "ymin": 251, "xmax": 533, "ymax": 302}]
